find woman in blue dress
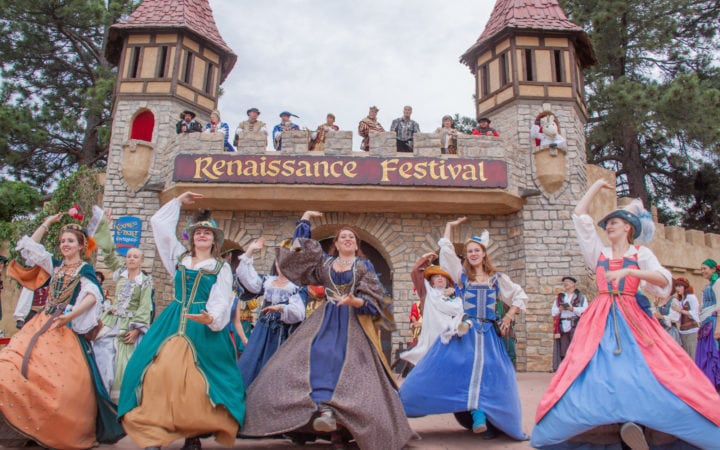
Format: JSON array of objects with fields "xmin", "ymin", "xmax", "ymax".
[
  {"xmin": 399, "ymin": 216, "xmax": 528, "ymax": 440},
  {"xmin": 239, "ymin": 211, "xmax": 414, "ymax": 450},
  {"xmin": 234, "ymin": 237, "xmax": 307, "ymax": 387}
]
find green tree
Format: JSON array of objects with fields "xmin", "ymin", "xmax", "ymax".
[
  {"xmin": 561, "ymin": 0, "xmax": 720, "ymax": 229},
  {"xmin": 0, "ymin": 0, "xmax": 137, "ymax": 191},
  {"xmin": 452, "ymin": 114, "xmax": 478, "ymax": 135},
  {"xmin": 0, "ymin": 180, "xmax": 42, "ymax": 245}
]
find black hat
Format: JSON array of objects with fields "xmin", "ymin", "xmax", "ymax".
[
  {"xmin": 279, "ymin": 111, "xmax": 299, "ymax": 118},
  {"xmin": 180, "ymin": 110, "xmax": 196, "ymax": 119},
  {"xmin": 478, "ymin": 117, "xmax": 491, "ymax": 124},
  {"xmin": 0, "ymin": 255, "xmax": 8, "ymax": 264},
  {"xmin": 247, "ymin": 107, "xmax": 260, "ymax": 115},
  {"xmin": 562, "ymin": 276, "xmax": 577, "ymax": 283}
]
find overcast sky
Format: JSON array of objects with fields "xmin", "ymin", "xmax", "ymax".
[{"xmin": 209, "ymin": 0, "xmax": 493, "ymax": 148}]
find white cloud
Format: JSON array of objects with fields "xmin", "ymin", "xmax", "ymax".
[{"xmin": 210, "ymin": 0, "xmax": 493, "ymax": 148}]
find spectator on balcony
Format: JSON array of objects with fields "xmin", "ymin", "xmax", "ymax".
[
  {"xmin": 272, "ymin": 111, "xmax": 300, "ymax": 151},
  {"xmin": 472, "ymin": 117, "xmax": 499, "ymax": 137},
  {"xmin": 309, "ymin": 113, "xmax": 339, "ymax": 151},
  {"xmin": 204, "ymin": 110, "xmax": 234, "ymax": 152},
  {"xmin": 358, "ymin": 106, "xmax": 384, "ymax": 152},
  {"xmin": 391, "ymin": 106, "xmax": 421, "ymax": 153},
  {"xmin": 435, "ymin": 115, "xmax": 459, "ymax": 154},
  {"xmin": 176, "ymin": 110, "xmax": 202, "ymax": 134},
  {"xmin": 234, "ymin": 107, "xmax": 267, "ymax": 148}
]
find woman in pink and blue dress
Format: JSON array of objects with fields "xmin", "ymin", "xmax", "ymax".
[{"xmin": 531, "ymin": 179, "xmax": 720, "ymax": 449}]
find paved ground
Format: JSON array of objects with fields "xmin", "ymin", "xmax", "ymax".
[{"xmin": 81, "ymin": 372, "xmax": 551, "ymax": 450}]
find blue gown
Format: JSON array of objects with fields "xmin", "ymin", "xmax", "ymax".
[{"xmin": 399, "ymin": 274, "xmax": 526, "ymax": 440}]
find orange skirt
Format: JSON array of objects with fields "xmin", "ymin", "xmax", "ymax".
[
  {"xmin": 122, "ymin": 336, "xmax": 238, "ymax": 447},
  {"xmin": 0, "ymin": 312, "xmax": 96, "ymax": 450}
]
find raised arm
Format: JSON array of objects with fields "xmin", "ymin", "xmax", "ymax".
[
  {"xmin": 574, "ymin": 179, "xmax": 613, "ymax": 217},
  {"xmin": 439, "ymin": 217, "xmax": 467, "ymax": 285},
  {"xmin": 150, "ymin": 192, "xmax": 201, "ymax": 275},
  {"xmin": 411, "ymin": 252, "xmax": 435, "ymax": 303},
  {"xmin": 235, "ymin": 237, "xmax": 265, "ymax": 294}
]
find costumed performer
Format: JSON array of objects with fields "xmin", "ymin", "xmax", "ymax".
[
  {"xmin": 399, "ymin": 218, "xmax": 528, "ymax": 441},
  {"xmin": 0, "ymin": 210, "xmax": 124, "ymax": 449},
  {"xmin": 235, "ymin": 236, "xmax": 307, "ymax": 387},
  {"xmin": 531, "ymin": 179, "xmax": 720, "ymax": 450},
  {"xmin": 400, "ymin": 251, "xmax": 464, "ymax": 366},
  {"xmin": 696, "ymin": 258, "xmax": 720, "ymax": 389},
  {"xmin": 93, "ymin": 209, "xmax": 154, "ymax": 402},
  {"xmin": 240, "ymin": 211, "xmax": 414, "ymax": 450},
  {"xmin": 118, "ymin": 192, "xmax": 245, "ymax": 450}
]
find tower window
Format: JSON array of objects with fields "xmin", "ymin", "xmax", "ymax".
[
  {"xmin": 499, "ymin": 52, "xmax": 509, "ymax": 86},
  {"xmin": 156, "ymin": 46, "xmax": 169, "ymax": 78},
  {"xmin": 130, "ymin": 110, "xmax": 154, "ymax": 142},
  {"xmin": 204, "ymin": 64, "xmax": 216, "ymax": 94},
  {"xmin": 554, "ymin": 50, "xmax": 565, "ymax": 82},
  {"xmin": 480, "ymin": 63, "xmax": 490, "ymax": 97},
  {"xmin": 182, "ymin": 50, "xmax": 193, "ymax": 84},
  {"xmin": 128, "ymin": 46, "xmax": 141, "ymax": 79},
  {"xmin": 524, "ymin": 49, "xmax": 534, "ymax": 81}
]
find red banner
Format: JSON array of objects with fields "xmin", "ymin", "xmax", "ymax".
[{"xmin": 173, "ymin": 154, "xmax": 507, "ymax": 188}]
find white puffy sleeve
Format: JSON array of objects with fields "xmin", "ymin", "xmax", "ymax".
[
  {"xmin": 70, "ymin": 277, "xmax": 103, "ymax": 334},
  {"xmin": 497, "ymin": 273, "xmax": 528, "ymax": 311},
  {"xmin": 150, "ymin": 198, "xmax": 188, "ymax": 276},
  {"xmin": 637, "ymin": 246, "xmax": 672, "ymax": 298},
  {"xmin": 572, "ymin": 214, "xmax": 604, "ymax": 269},
  {"xmin": 205, "ymin": 262, "xmax": 233, "ymax": 331},
  {"xmin": 235, "ymin": 254, "xmax": 263, "ymax": 294},
  {"xmin": 438, "ymin": 237, "xmax": 463, "ymax": 286},
  {"xmin": 280, "ymin": 289, "xmax": 306, "ymax": 324},
  {"xmin": 15, "ymin": 235, "xmax": 54, "ymax": 275}
]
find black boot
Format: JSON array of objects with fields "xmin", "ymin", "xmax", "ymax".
[{"xmin": 181, "ymin": 437, "xmax": 202, "ymax": 450}]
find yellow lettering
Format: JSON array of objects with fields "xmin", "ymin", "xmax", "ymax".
[
  {"xmin": 212, "ymin": 160, "xmax": 226, "ymax": 178},
  {"xmin": 242, "ymin": 160, "xmax": 258, "ymax": 177},
  {"xmin": 427, "ymin": 160, "xmax": 440, "ymax": 179},
  {"xmin": 330, "ymin": 161, "xmax": 343, "ymax": 177},
  {"xmin": 259, "ymin": 156, "xmax": 267, "ymax": 177},
  {"xmin": 380, "ymin": 159, "xmax": 399, "ymax": 182},
  {"xmin": 414, "ymin": 162, "xmax": 427, "ymax": 179},
  {"xmin": 266, "ymin": 160, "xmax": 281, "ymax": 177},
  {"xmin": 227, "ymin": 160, "xmax": 242, "ymax": 176},
  {"xmin": 193, "ymin": 157, "xmax": 218, "ymax": 180},
  {"xmin": 477, "ymin": 162, "xmax": 487, "ymax": 181},
  {"xmin": 281, "ymin": 160, "xmax": 295, "ymax": 176},
  {"xmin": 296, "ymin": 160, "xmax": 312, "ymax": 177},
  {"xmin": 343, "ymin": 161, "xmax": 357, "ymax": 178},
  {"xmin": 399, "ymin": 162, "xmax": 413, "ymax": 179},
  {"xmin": 461, "ymin": 164, "xmax": 477, "ymax": 181},
  {"xmin": 447, "ymin": 163, "xmax": 462, "ymax": 179}
]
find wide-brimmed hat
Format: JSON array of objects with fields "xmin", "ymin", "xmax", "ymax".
[
  {"xmin": 220, "ymin": 240, "xmax": 243, "ymax": 257},
  {"xmin": 7, "ymin": 260, "xmax": 50, "ymax": 290},
  {"xmin": 180, "ymin": 110, "xmax": 196, "ymax": 119},
  {"xmin": 279, "ymin": 111, "xmax": 299, "ymax": 118},
  {"xmin": 186, "ymin": 210, "xmax": 224, "ymax": 249},
  {"xmin": 562, "ymin": 276, "xmax": 577, "ymax": 283},
  {"xmin": 423, "ymin": 265, "xmax": 454, "ymax": 285},
  {"xmin": 247, "ymin": 107, "xmax": 260, "ymax": 115},
  {"xmin": 478, "ymin": 117, "xmax": 491, "ymax": 124},
  {"xmin": 598, "ymin": 197, "xmax": 653, "ymax": 242}
]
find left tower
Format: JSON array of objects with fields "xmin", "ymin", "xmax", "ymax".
[{"xmin": 102, "ymin": 0, "xmax": 236, "ymax": 286}]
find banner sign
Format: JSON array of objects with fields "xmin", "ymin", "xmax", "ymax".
[
  {"xmin": 173, "ymin": 154, "xmax": 508, "ymax": 188},
  {"xmin": 114, "ymin": 216, "xmax": 142, "ymax": 256}
]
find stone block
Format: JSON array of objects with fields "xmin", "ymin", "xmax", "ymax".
[
  {"xmin": 324, "ymin": 131, "xmax": 353, "ymax": 155},
  {"xmin": 368, "ymin": 131, "xmax": 398, "ymax": 155},
  {"xmin": 665, "ymin": 226, "xmax": 686, "ymax": 244},
  {"xmin": 706, "ymin": 233, "xmax": 720, "ymax": 249},
  {"xmin": 236, "ymin": 132, "xmax": 268, "ymax": 154},
  {"xmin": 686, "ymin": 229, "xmax": 705, "ymax": 246},
  {"xmin": 280, "ymin": 130, "xmax": 310, "ymax": 154}
]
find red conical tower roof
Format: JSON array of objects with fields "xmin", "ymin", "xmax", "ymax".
[
  {"xmin": 461, "ymin": 0, "xmax": 594, "ymax": 68},
  {"xmin": 107, "ymin": 0, "xmax": 236, "ymax": 81}
]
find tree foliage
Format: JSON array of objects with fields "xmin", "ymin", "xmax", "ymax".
[
  {"xmin": 0, "ymin": 0, "xmax": 137, "ymax": 192},
  {"xmin": 561, "ymin": 0, "xmax": 720, "ymax": 231}
]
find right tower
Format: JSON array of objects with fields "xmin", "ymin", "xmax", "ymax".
[{"xmin": 461, "ymin": 0, "xmax": 597, "ymax": 371}]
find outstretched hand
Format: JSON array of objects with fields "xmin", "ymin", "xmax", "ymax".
[
  {"xmin": 185, "ymin": 310, "xmax": 213, "ymax": 325},
  {"xmin": 604, "ymin": 268, "xmax": 632, "ymax": 282},
  {"xmin": 246, "ymin": 237, "xmax": 265, "ymax": 254},
  {"xmin": 301, "ymin": 210, "xmax": 323, "ymax": 221},
  {"xmin": 178, "ymin": 192, "xmax": 203, "ymax": 205},
  {"xmin": 448, "ymin": 217, "xmax": 467, "ymax": 227}
]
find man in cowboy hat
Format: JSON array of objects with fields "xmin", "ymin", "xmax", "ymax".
[
  {"xmin": 176, "ymin": 109, "xmax": 202, "ymax": 134},
  {"xmin": 472, "ymin": 116, "xmax": 499, "ymax": 137},
  {"xmin": 234, "ymin": 107, "xmax": 267, "ymax": 147},
  {"xmin": 272, "ymin": 111, "xmax": 300, "ymax": 151}
]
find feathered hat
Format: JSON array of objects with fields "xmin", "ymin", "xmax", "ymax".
[
  {"xmin": 465, "ymin": 229, "xmax": 490, "ymax": 249},
  {"xmin": 184, "ymin": 209, "xmax": 224, "ymax": 248},
  {"xmin": 598, "ymin": 198, "xmax": 655, "ymax": 243},
  {"xmin": 423, "ymin": 265, "xmax": 454, "ymax": 285}
]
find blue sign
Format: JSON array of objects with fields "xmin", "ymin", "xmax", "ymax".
[{"xmin": 114, "ymin": 216, "xmax": 142, "ymax": 256}]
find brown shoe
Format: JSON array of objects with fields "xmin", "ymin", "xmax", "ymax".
[{"xmin": 620, "ymin": 422, "xmax": 649, "ymax": 450}]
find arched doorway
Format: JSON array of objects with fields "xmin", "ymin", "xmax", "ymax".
[{"xmin": 318, "ymin": 237, "xmax": 393, "ymax": 362}]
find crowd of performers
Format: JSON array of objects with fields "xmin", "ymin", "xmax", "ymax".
[{"xmin": 0, "ymin": 183, "xmax": 719, "ymax": 450}]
